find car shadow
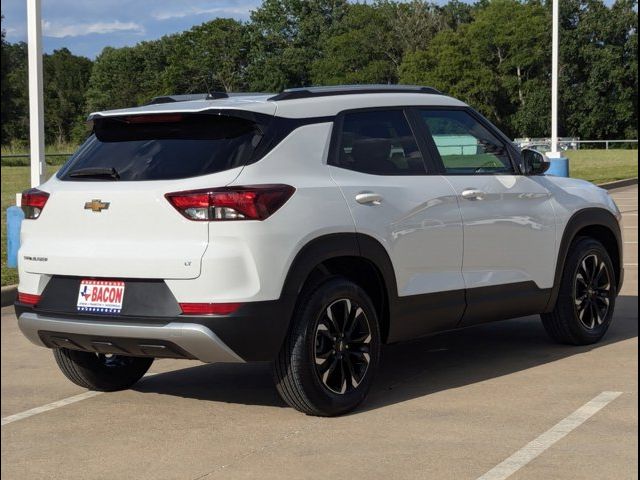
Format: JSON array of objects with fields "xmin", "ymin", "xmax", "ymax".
[{"xmin": 133, "ymin": 295, "xmax": 638, "ymax": 413}]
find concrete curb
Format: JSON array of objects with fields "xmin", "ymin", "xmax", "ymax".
[
  {"xmin": 598, "ymin": 177, "xmax": 638, "ymax": 190},
  {"xmin": 1, "ymin": 285, "xmax": 17, "ymax": 307}
]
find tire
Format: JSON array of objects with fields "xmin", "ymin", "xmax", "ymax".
[
  {"xmin": 53, "ymin": 348, "xmax": 153, "ymax": 392},
  {"xmin": 542, "ymin": 237, "xmax": 617, "ymax": 345},
  {"xmin": 273, "ymin": 276, "xmax": 381, "ymax": 416}
]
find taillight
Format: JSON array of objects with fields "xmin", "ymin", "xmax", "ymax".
[
  {"xmin": 18, "ymin": 292, "xmax": 41, "ymax": 306},
  {"xmin": 165, "ymin": 185, "xmax": 295, "ymax": 221},
  {"xmin": 179, "ymin": 303, "xmax": 242, "ymax": 315},
  {"xmin": 21, "ymin": 188, "xmax": 50, "ymax": 219}
]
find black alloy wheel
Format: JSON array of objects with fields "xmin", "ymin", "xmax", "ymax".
[
  {"xmin": 573, "ymin": 253, "xmax": 613, "ymax": 330},
  {"xmin": 273, "ymin": 276, "xmax": 381, "ymax": 416},
  {"xmin": 541, "ymin": 237, "xmax": 617, "ymax": 345},
  {"xmin": 313, "ymin": 298, "xmax": 372, "ymax": 395}
]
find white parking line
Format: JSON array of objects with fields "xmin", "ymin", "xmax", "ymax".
[
  {"xmin": 1, "ymin": 373, "xmax": 156, "ymax": 427},
  {"xmin": 1, "ymin": 391, "xmax": 102, "ymax": 426},
  {"xmin": 476, "ymin": 391, "xmax": 623, "ymax": 480},
  {"xmin": 624, "ymin": 241, "xmax": 638, "ymax": 244}
]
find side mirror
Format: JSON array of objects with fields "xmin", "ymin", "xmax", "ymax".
[{"xmin": 522, "ymin": 148, "xmax": 550, "ymax": 175}]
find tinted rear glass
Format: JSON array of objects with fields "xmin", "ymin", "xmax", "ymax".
[
  {"xmin": 58, "ymin": 113, "xmax": 264, "ymax": 181},
  {"xmin": 332, "ymin": 110, "xmax": 426, "ymax": 175}
]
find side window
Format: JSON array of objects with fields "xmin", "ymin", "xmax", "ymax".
[
  {"xmin": 333, "ymin": 110, "xmax": 426, "ymax": 175},
  {"xmin": 418, "ymin": 110, "xmax": 513, "ymax": 175}
]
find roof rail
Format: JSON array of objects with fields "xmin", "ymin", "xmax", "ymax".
[
  {"xmin": 268, "ymin": 84, "xmax": 442, "ymax": 101},
  {"xmin": 227, "ymin": 92, "xmax": 275, "ymax": 97},
  {"xmin": 145, "ymin": 92, "xmax": 228, "ymax": 105}
]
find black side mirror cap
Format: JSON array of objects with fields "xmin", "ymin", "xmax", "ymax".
[{"xmin": 522, "ymin": 148, "xmax": 550, "ymax": 175}]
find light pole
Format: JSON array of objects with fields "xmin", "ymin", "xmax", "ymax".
[
  {"xmin": 550, "ymin": 0, "xmax": 559, "ymax": 156},
  {"xmin": 546, "ymin": 0, "xmax": 569, "ymax": 176},
  {"xmin": 26, "ymin": 0, "xmax": 46, "ymax": 188}
]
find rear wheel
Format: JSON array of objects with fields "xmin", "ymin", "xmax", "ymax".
[
  {"xmin": 53, "ymin": 348, "xmax": 153, "ymax": 391},
  {"xmin": 273, "ymin": 277, "xmax": 381, "ymax": 416},
  {"xmin": 542, "ymin": 237, "xmax": 616, "ymax": 345}
]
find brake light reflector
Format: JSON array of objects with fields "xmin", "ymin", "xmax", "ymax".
[
  {"xmin": 165, "ymin": 185, "xmax": 295, "ymax": 221},
  {"xmin": 179, "ymin": 303, "xmax": 242, "ymax": 315},
  {"xmin": 18, "ymin": 292, "xmax": 41, "ymax": 306},
  {"xmin": 21, "ymin": 188, "xmax": 50, "ymax": 219}
]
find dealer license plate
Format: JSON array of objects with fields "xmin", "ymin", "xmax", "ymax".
[{"xmin": 77, "ymin": 280, "xmax": 125, "ymax": 314}]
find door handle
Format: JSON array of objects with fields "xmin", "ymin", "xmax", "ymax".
[
  {"xmin": 355, "ymin": 192, "xmax": 383, "ymax": 205},
  {"xmin": 461, "ymin": 189, "xmax": 486, "ymax": 201}
]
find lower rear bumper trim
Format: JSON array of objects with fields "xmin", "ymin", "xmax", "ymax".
[{"xmin": 17, "ymin": 312, "xmax": 244, "ymax": 364}]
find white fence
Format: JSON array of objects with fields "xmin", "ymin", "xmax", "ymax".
[{"xmin": 514, "ymin": 138, "xmax": 638, "ymax": 151}]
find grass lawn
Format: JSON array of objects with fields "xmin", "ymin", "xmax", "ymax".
[
  {"xmin": 565, "ymin": 149, "xmax": 638, "ymax": 184},
  {"xmin": 0, "ymin": 149, "xmax": 637, "ymax": 286}
]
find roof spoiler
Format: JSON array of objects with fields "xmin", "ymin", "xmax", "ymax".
[{"xmin": 145, "ymin": 93, "xmax": 229, "ymax": 105}]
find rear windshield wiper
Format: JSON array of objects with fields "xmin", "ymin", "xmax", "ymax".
[{"xmin": 68, "ymin": 167, "xmax": 120, "ymax": 180}]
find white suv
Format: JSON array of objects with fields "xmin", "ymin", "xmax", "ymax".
[{"xmin": 15, "ymin": 85, "xmax": 624, "ymax": 416}]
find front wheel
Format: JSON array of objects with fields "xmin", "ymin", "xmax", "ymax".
[
  {"xmin": 542, "ymin": 237, "xmax": 617, "ymax": 345},
  {"xmin": 273, "ymin": 277, "xmax": 381, "ymax": 416},
  {"xmin": 53, "ymin": 348, "xmax": 153, "ymax": 391}
]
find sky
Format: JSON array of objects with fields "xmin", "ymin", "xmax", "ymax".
[{"xmin": 1, "ymin": 0, "xmax": 263, "ymax": 58}]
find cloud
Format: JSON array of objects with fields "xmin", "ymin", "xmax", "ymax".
[
  {"xmin": 3, "ymin": 26, "xmax": 25, "ymax": 38},
  {"xmin": 152, "ymin": 5, "xmax": 256, "ymax": 21},
  {"xmin": 42, "ymin": 20, "xmax": 145, "ymax": 38}
]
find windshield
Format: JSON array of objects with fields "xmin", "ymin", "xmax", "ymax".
[{"xmin": 58, "ymin": 113, "xmax": 264, "ymax": 181}]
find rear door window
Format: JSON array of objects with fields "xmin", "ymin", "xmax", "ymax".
[
  {"xmin": 58, "ymin": 113, "xmax": 264, "ymax": 181},
  {"xmin": 331, "ymin": 110, "xmax": 426, "ymax": 175}
]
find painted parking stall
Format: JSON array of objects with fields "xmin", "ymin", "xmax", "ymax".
[{"xmin": 77, "ymin": 280, "xmax": 125, "ymax": 314}]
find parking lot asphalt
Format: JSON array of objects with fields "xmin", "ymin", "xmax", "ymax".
[{"xmin": 1, "ymin": 185, "xmax": 637, "ymax": 480}]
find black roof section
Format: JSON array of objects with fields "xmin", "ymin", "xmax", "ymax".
[{"xmin": 268, "ymin": 84, "xmax": 442, "ymax": 101}]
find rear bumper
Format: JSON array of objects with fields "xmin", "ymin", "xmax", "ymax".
[
  {"xmin": 18, "ymin": 312, "xmax": 244, "ymax": 363},
  {"xmin": 15, "ymin": 291, "xmax": 296, "ymax": 362}
]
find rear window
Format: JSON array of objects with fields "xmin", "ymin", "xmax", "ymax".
[
  {"xmin": 331, "ymin": 110, "xmax": 426, "ymax": 175},
  {"xmin": 58, "ymin": 113, "xmax": 264, "ymax": 181}
]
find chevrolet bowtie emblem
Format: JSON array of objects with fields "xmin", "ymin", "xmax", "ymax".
[{"xmin": 84, "ymin": 199, "xmax": 110, "ymax": 212}]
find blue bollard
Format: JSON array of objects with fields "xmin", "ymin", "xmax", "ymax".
[
  {"xmin": 7, "ymin": 206, "xmax": 24, "ymax": 268},
  {"xmin": 545, "ymin": 155, "xmax": 570, "ymax": 177}
]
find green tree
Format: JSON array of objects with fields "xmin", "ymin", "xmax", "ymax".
[
  {"xmin": 1, "ymin": 40, "xmax": 29, "ymax": 146},
  {"xmin": 310, "ymin": 1, "xmax": 450, "ymax": 86},
  {"xmin": 85, "ymin": 40, "xmax": 171, "ymax": 112},
  {"xmin": 440, "ymin": 0, "xmax": 474, "ymax": 30},
  {"xmin": 247, "ymin": 0, "xmax": 348, "ymax": 91},
  {"xmin": 310, "ymin": 3, "xmax": 399, "ymax": 85},
  {"xmin": 1, "ymin": 14, "xmax": 10, "ymax": 144},
  {"xmin": 400, "ymin": 0, "xmax": 550, "ymax": 137},
  {"xmin": 392, "ymin": 1, "xmax": 449, "ymax": 55},
  {"xmin": 559, "ymin": 0, "xmax": 638, "ymax": 139},
  {"xmin": 163, "ymin": 19, "xmax": 249, "ymax": 93},
  {"xmin": 43, "ymin": 48, "xmax": 93, "ymax": 145}
]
